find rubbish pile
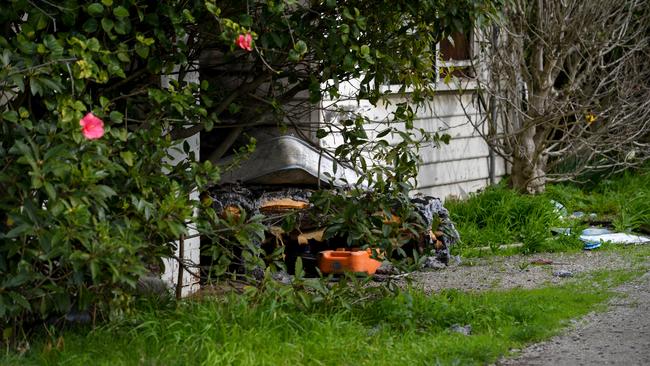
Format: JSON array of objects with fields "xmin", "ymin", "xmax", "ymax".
[
  {"xmin": 206, "ymin": 135, "xmax": 460, "ymax": 277},
  {"xmin": 551, "ymin": 200, "xmax": 650, "ymax": 250},
  {"xmin": 209, "ymin": 185, "xmax": 460, "ymax": 275}
]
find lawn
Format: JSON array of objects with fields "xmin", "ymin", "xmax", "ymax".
[{"xmin": 2, "ymin": 268, "xmax": 643, "ymax": 366}]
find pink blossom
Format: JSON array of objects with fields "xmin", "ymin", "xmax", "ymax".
[
  {"xmin": 235, "ymin": 33, "xmax": 253, "ymax": 51},
  {"xmin": 79, "ymin": 112, "xmax": 104, "ymax": 140}
]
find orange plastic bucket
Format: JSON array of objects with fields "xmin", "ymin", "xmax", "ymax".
[{"xmin": 318, "ymin": 249, "xmax": 382, "ymax": 275}]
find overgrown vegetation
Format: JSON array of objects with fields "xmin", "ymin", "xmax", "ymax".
[
  {"xmin": 448, "ymin": 166, "xmax": 650, "ymax": 257},
  {"xmin": 546, "ymin": 167, "xmax": 650, "ymax": 234},
  {"xmin": 0, "ymin": 0, "xmax": 499, "ymax": 337},
  {"xmin": 0, "ymin": 268, "xmax": 641, "ymax": 365}
]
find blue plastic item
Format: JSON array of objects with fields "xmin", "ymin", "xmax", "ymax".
[
  {"xmin": 581, "ymin": 227, "xmax": 612, "ymax": 236},
  {"xmin": 583, "ymin": 241, "xmax": 602, "ymax": 250}
]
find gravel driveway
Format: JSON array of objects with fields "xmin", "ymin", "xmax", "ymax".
[
  {"xmin": 497, "ymin": 271, "xmax": 650, "ymax": 366},
  {"xmin": 408, "ymin": 247, "xmax": 647, "ymax": 293},
  {"xmin": 403, "ymin": 246, "xmax": 650, "ymax": 365}
]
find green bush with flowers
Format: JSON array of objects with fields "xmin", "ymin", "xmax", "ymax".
[{"xmin": 0, "ymin": 0, "xmax": 499, "ymax": 339}]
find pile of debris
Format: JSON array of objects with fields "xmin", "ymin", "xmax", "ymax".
[
  {"xmin": 205, "ymin": 135, "xmax": 460, "ymax": 276},
  {"xmin": 208, "ymin": 185, "xmax": 460, "ymax": 275}
]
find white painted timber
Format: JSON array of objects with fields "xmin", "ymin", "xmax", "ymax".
[
  {"xmin": 160, "ymin": 62, "xmax": 201, "ymax": 297},
  {"xmin": 323, "ymin": 88, "xmax": 506, "ymax": 201}
]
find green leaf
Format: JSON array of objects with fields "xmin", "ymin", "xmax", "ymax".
[
  {"xmin": 9, "ymin": 292, "xmax": 31, "ymax": 311},
  {"xmin": 99, "ymin": 96, "xmax": 110, "ymax": 108},
  {"xmin": 44, "ymin": 182, "xmax": 57, "ymax": 200},
  {"xmin": 109, "ymin": 110, "xmax": 124, "ymax": 123},
  {"xmin": 83, "ymin": 18, "xmax": 98, "ymax": 33},
  {"xmin": 108, "ymin": 63, "xmax": 126, "ymax": 78},
  {"xmin": 113, "ymin": 6, "xmax": 129, "ymax": 18},
  {"xmin": 10, "ymin": 74, "xmax": 25, "ymax": 92},
  {"xmin": 43, "ymin": 35, "xmax": 63, "ymax": 56},
  {"xmin": 101, "ymin": 0, "xmax": 113, "ymax": 5},
  {"xmin": 5, "ymin": 223, "xmax": 32, "ymax": 239},
  {"xmin": 2, "ymin": 111, "xmax": 18, "ymax": 123},
  {"xmin": 101, "ymin": 17, "xmax": 114, "ymax": 32},
  {"xmin": 87, "ymin": 3, "xmax": 105, "ymax": 17},
  {"xmin": 90, "ymin": 260, "xmax": 99, "ymax": 281},
  {"xmin": 316, "ymin": 129, "xmax": 328, "ymax": 139},
  {"xmin": 120, "ymin": 151, "xmax": 134, "ymax": 166},
  {"xmin": 288, "ymin": 49, "xmax": 300, "ymax": 62},
  {"xmin": 343, "ymin": 53, "xmax": 355, "ymax": 71},
  {"xmin": 294, "ymin": 256, "xmax": 304, "ymax": 280},
  {"xmin": 36, "ymin": 77, "xmax": 63, "ymax": 93},
  {"xmin": 112, "ymin": 128, "xmax": 128, "ymax": 141},
  {"xmin": 93, "ymin": 185, "xmax": 117, "ymax": 199},
  {"xmin": 294, "ymin": 40, "xmax": 308, "ymax": 55},
  {"xmin": 114, "ymin": 18, "xmax": 130, "ymax": 35},
  {"xmin": 135, "ymin": 44, "xmax": 149, "ymax": 58},
  {"xmin": 342, "ymin": 7, "xmax": 354, "ymax": 20},
  {"xmin": 29, "ymin": 79, "xmax": 43, "ymax": 96},
  {"xmin": 86, "ymin": 37, "xmax": 101, "ymax": 52},
  {"xmin": 0, "ymin": 49, "xmax": 10, "ymax": 66}
]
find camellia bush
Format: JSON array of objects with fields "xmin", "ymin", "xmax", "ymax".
[{"xmin": 1, "ymin": 0, "xmax": 499, "ymax": 339}]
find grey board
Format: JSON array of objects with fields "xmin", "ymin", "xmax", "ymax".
[{"xmin": 217, "ymin": 136, "xmax": 361, "ymax": 187}]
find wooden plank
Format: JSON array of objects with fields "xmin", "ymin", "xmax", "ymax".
[
  {"xmin": 418, "ymin": 136, "xmax": 490, "ymax": 164},
  {"xmin": 259, "ymin": 198, "xmax": 309, "ymax": 212}
]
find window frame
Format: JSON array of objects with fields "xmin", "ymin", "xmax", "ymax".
[{"xmin": 379, "ymin": 28, "xmax": 479, "ymax": 93}]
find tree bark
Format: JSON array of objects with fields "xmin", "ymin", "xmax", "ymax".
[{"xmin": 510, "ymin": 126, "xmax": 547, "ymax": 194}]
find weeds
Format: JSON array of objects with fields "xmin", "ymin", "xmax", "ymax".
[
  {"xmin": 448, "ymin": 165, "xmax": 649, "ymax": 257},
  {"xmin": 546, "ymin": 166, "xmax": 650, "ymax": 233},
  {"xmin": 446, "ymin": 183, "xmax": 575, "ymax": 256}
]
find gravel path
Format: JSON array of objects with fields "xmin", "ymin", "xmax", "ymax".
[
  {"xmin": 401, "ymin": 246, "xmax": 650, "ymax": 366},
  {"xmin": 408, "ymin": 248, "xmax": 646, "ymax": 293},
  {"xmin": 497, "ymin": 271, "xmax": 650, "ymax": 366}
]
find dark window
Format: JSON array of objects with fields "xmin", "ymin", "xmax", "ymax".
[{"xmin": 440, "ymin": 32, "xmax": 471, "ymax": 61}]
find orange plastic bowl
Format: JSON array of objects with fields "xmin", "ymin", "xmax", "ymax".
[{"xmin": 318, "ymin": 249, "xmax": 382, "ymax": 275}]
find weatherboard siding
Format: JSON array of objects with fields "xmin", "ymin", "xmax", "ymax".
[{"xmin": 324, "ymin": 90, "xmax": 507, "ymax": 200}]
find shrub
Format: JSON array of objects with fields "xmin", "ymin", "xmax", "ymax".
[{"xmin": 0, "ymin": 0, "xmax": 219, "ymax": 337}]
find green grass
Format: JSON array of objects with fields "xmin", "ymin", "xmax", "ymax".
[
  {"xmin": 446, "ymin": 165, "xmax": 650, "ymax": 257},
  {"xmin": 546, "ymin": 167, "xmax": 650, "ymax": 233},
  {"xmin": 2, "ymin": 268, "xmax": 642, "ymax": 366},
  {"xmin": 445, "ymin": 182, "xmax": 583, "ymax": 256}
]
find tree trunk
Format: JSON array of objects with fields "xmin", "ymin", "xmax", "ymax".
[{"xmin": 510, "ymin": 126, "xmax": 547, "ymax": 194}]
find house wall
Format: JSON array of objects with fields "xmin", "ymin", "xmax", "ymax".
[
  {"xmin": 161, "ymin": 67, "xmax": 201, "ymax": 297},
  {"xmin": 322, "ymin": 86, "xmax": 507, "ymax": 201},
  {"xmin": 411, "ymin": 91, "xmax": 507, "ymax": 199}
]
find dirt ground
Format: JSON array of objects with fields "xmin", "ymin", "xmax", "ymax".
[{"xmin": 403, "ymin": 246, "xmax": 650, "ymax": 365}]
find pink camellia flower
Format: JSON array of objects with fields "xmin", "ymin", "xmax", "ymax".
[
  {"xmin": 79, "ymin": 112, "xmax": 105, "ymax": 140},
  {"xmin": 235, "ymin": 33, "xmax": 253, "ymax": 51}
]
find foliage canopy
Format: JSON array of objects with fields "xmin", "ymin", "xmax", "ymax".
[{"xmin": 0, "ymin": 0, "xmax": 499, "ymax": 336}]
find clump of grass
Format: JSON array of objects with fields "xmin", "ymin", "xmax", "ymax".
[
  {"xmin": 447, "ymin": 166, "xmax": 649, "ymax": 256},
  {"xmin": 446, "ymin": 183, "xmax": 582, "ymax": 256},
  {"xmin": 546, "ymin": 166, "xmax": 650, "ymax": 233},
  {"xmin": 2, "ymin": 269, "xmax": 638, "ymax": 366}
]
